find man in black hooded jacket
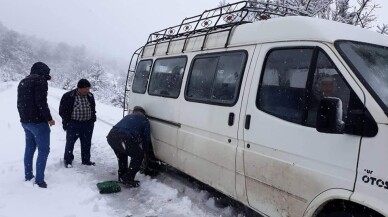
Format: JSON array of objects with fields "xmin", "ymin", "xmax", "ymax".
[{"xmin": 17, "ymin": 62, "xmax": 55, "ymax": 188}]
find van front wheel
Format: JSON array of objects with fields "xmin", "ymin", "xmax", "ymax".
[{"xmin": 316, "ymin": 200, "xmax": 383, "ymax": 217}]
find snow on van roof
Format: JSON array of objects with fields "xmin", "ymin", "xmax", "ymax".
[{"xmin": 230, "ymin": 16, "xmax": 388, "ymax": 47}]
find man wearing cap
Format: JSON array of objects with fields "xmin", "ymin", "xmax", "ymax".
[
  {"xmin": 106, "ymin": 106, "xmax": 151, "ymax": 188},
  {"xmin": 17, "ymin": 62, "xmax": 55, "ymax": 188},
  {"xmin": 59, "ymin": 79, "xmax": 96, "ymax": 168}
]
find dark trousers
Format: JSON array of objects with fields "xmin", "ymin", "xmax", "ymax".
[
  {"xmin": 64, "ymin": 120, "xmax": 94, "ymax": 164},
  {"xmin": 107, "ymin": 128, "xmax": 143, "ymax": 181}
]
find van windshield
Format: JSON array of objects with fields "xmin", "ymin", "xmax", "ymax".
[{"xmin": 335, "ymin": 40, "xmax": 388, "ymax": 114}]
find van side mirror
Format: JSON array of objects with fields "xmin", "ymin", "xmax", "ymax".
[{"xmin": 316, "ymin": 97, "xmax": 345, "ymax": 134}]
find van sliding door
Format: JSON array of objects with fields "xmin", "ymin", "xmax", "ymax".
[{"xmin": 176, "ymin": 46, "xmax": 257, "ymax": 200}]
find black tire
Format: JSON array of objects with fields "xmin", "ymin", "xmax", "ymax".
[{"xmin": 316, "ymin": 200, "xmax": 383, "ymax": 217}]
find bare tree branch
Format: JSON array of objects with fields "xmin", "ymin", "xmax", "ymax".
[
  {"xmin": 352, "ymin": 0, "xmax": 379, "ymax": 28},
  {"xmin": 219, "ymin": 0, "xmax": 381, "ymax": 29},
  {"xmin": 377, "ymin": 24, "xmax": 388, "ymax": 35}
]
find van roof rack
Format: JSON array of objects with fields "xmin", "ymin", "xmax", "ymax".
[
  {"xmin": 124, "ymin": 1, "xmax": 310, "ymax": 114},
  {"xmin": 145, "ymin": 1, "xmax": 310, "ymax": 46}
]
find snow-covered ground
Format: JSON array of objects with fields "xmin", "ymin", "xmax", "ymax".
[{"xmin": 0, "ymin": 82, "xmax": 255, "ymax": 217}]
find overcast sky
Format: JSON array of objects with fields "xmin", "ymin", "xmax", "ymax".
[{"xmin": 0, "ymin": 0, "xmax": 386, "ymax": 68}]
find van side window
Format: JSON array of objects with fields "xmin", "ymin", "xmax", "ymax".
[
  {"xmin": 148, "ymin": 56, "xmax": 187, "ymax": 98},
  {"xmin": 256, "ymin": 48, "xmax": 376, "ymax": 135},
  {"xmin": 132, "ymin": 60, "xmax": 152, "ymax": 94},
  {"xmin": 186, "ymin": 51, "xmax": 247, "ymax": 106},
  {"xmin": 306, "ymin": 51, "xmax": 351, "ymax": 127},
  {"xmin": 257, "ymin": 49, "xmax": 313, "ymax": 123}
]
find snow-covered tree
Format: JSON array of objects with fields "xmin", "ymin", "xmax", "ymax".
[
  {"xmin": 324, "ymin": 0, "xmax": 379, "ymax": 29},
  {"xmin": 87, "ymin": 63, "xmax": 106, "ymax": 91},
  {"xmin": 0, "ymin": 22, "xmax": 126, "ymax": 108},
  {"xmin": 219, "ymin": 0, "xmax": 381, "ymax": 29}
]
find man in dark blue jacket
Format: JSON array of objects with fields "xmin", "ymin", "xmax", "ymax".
[
  {"xmin": 106, "ymin": 106, "xmax": 151, "ymax": 188},
  {"xmin": 17, "ymin": 62, "xmax": 55, "ymax": 188},
  {"xmin": 59, "ymin": 79, "xmax": 96, "ymax": 168}
]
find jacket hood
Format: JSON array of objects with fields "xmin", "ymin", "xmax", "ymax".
[
  {"xmin": 30, "ymin": 62, "xmax": 50, "ymax": 75},
  {"xmin": 30, "ymin": 62, "xmax": 51, "ymax": 80}
]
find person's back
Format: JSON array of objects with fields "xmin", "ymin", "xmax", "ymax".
[
  {"xmin": 107, "ymin": 107, "xmax": 151, "ymax": 187},
  {"xmin": 113, "ymin": 113, "xmax": 150, "ymax": 147},
  {"xmin": 17, "ymin": 62, "xmax": 54, "ymax": 188},
  {"xmin": 17, "ymin": 74, "xmax": 50, "ymax": 123}
]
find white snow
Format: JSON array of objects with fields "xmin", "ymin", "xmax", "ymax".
[{"xmin": 0, "ymin": 82, "xmax": 248, "ymax": 217}]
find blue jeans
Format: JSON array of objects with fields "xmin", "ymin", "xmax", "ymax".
[
  {"xmin": 64, "ymin": 120, "xmax": 94, "ymax": 164},
  {"xmin": 21, "ymin": 122, "xmax": 50, "ymax": 184}
]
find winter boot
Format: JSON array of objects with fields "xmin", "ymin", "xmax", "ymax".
[
  {"xmin": 36, "ymin": 181, "xmax": 47, "ymax": 188},
  {"xmin": 25, "ymin": 175, "xmax": 35, "ymax": 181},
  {"xmin": 122, "ymin": 180, "xmax": 140, "ymax": 188},
  {"xmin": 82, "ymin": 161, "xmax": 96, "ymax": 166},
  {"xmin": 64, "ymin": 161, "xmax": 73, "ymax": 168}
]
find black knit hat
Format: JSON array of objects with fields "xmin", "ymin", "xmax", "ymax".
[
  {"xmin": 133, "ymin": 106, "xmax": 146, "ymax": 115},
  {"xmin": 77, "ymin": 79, "xmax": 91, "ymax": 88},
  {"xmin": 31, "ymin": 62, "xmax": 51, "ymax": 80}
]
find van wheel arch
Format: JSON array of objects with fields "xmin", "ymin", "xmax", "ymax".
[{"xmin": 314, "ymin": 199, "xmax": 383, "ymax": 217}]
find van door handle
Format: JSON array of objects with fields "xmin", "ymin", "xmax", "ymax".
[
  {"xmin": 228, "ymin": 112, "xmax": 235, "ymax": 126},
  {"xmin": 245, "ymin": 115, "xmax": 251, "ymax": 129}
]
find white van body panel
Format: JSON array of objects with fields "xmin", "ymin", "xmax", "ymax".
[
  {"xmin": 240, "ymin": 41, "xmax": 365, "ymax": 217},
  {"xmin": 127, "ymin": 16, "xmax": 388, "ymax": 217},
  {"xmin": 351, "ymin": 124, "xmax": 388, "ymax": 216},
  {"xmin": 128, "ymin": 86, "xmax": 181, "ymax": 168},
  {"xmin": 176, "ymin": 45, "xmax": 256, "ymax": 199},
  {"xmin": 360, "ymin": 86, "xmax": 388, "ymax": 124},
  {"xmin": 235, "ymin": 44, "xmax": 263, "ymax": 206},
  {"xmin": 130, "ymin": 44, "xmax": 257, "ymax": 199}
]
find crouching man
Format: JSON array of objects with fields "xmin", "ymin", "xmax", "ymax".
[{"xmin": 107, "ymin": 106, "xmax": 151, "ymax": 188}]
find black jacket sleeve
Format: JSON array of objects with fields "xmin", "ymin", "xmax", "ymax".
[
  {"xmin": 88, "ymin": 93, "xmax": 97, "ymax": 122},
  {"xmin": 34, "ymin": 78, "xmax": 52, "ymax": 121},
  {"xmin": 59, "ymin": 91, "xmax": 73, "ymax": 130},
  {"xmin": 59, "ymin": 94, "xmax": 66, "ymax": 120}
]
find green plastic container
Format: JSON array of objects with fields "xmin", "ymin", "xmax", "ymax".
[{"xmin": 96, "ymin": 181, "xmax": 121, "ymax": 194}]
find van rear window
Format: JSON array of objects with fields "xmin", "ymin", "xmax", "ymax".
[
  {"xmin": 132, "ymin": 60, "xmax": 152, "ymax": 94},
  {"xmin": 185, "ymin": 51, "xmax": 247, "ymax": 106}
]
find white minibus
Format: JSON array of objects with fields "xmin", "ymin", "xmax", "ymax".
[{"xmin": 124, "ymin": 2, "xmax": 388, "ymax": 216}]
